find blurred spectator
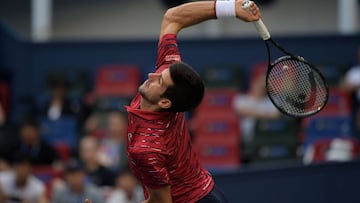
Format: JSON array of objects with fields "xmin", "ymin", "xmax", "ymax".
[
  {"xmin": 82, "ymin": 113, "xmax": 100, "ymax": 138},
  {"xmin": 106, "ymin": 170, "xmax": 143, "ymax": 203},
  {"xmin": 42, "ymin": 76, "xmax": 77, "ymax": 121},
  {"xmin": 303, "ymin": 138, "xmax": 359, "ymax": 164},
  {"xmin": 0, "ymin": 153, "xmax": 48, "ymax": 203},
  {"xmin": 97, "ymin": 111, "xmax": 128, "ymax": 172},
  {"xmin": 79, "ymin": 136, "xmax": 116, "ymax": 187},
  {"xmin": 0, "ymin": 102, "xmax": 17, "ymax": 170},
  {"xmin": 233, "ymin": 74, "xmax": 280, "ymax": 143},
  {"xmin": 15, "ymin": 119, "xmax": 59, "ymax": 166},
  {"xmin": 52, "ymin": 159, "xmax": 103, "ymax": 203},
  {"xmin": 343, "ymin": 47, "xmax": 360, "ymax": 137},
  {"xmin": 41, "ymin": 75, "xmax": 91, "ymax": 131}
]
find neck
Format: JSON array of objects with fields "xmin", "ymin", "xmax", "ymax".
[
  {"xmin": 85, "ymin": 161, "xmax": 99, "ymax": 171},
  {"xmin": 15, "ymin": 177, "xmax": 27, "ymax": 188},
  {"xmin": 110, "ymin": 133, "xmax": 122, "ymax": 141},
  {"xmin": 140, "ymin": 98, "xmax": 159, "ymax": 112},
  {"xmin": 25, "ymin": 140, "xmax": 39, "ymax": 146},
  {"xmin": 71, "ymin": 185, "xmax": 84, "ymax": 194}
]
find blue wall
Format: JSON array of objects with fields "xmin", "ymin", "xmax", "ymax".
[{"xmin": 213, "ymin": 160, "xmax": 360, "ymax": 203}]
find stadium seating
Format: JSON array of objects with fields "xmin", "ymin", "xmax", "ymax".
[
  {"xmin": 195, "ymin": 88, "xmax": 238, "ymax": 113},
  {"xmin": 299, "ymin": 88, "xmax": 352, "ymax": 150},
  {"xmin": 312, "ymin": 88, "xmax": 352, "ymax": 117},
  {"xmin": 303, "ymin": 116, "xmax": 352, "ymax": 145},
  {"xmin": 192, "ymin": 114, "xmax": 241, "ymax": 168},
  {"xmin": 245, "ymin": 117, "xmax": 300, "ymax": 162},
  {"xmin": 40, "ymin": 116, "xmax": 77, "ymax": 149},
  {"xmin": 192, "ymin": 87, "xmax": 241, "ymax": 169},
  {"xmin": 94, "ymin": 64, "xmax": 141, "ymax": 97},
  {"xmin": 201, "ymin": 64, "xmax": 244, "ymax": 89},
  {"xmin": 192, "ymin": 111, "xmax": 239, "ymax": 138},
  {"xmin": 53, "ymin": 143, "xmax": 72, "ymax": 162},
  {"xmin": 33, "ymin": 166, "xmax": 63, "ymax": 199},
  {"xmin": 194, "ymin": 134, "xmax": 240, "ymax": 169},
  {"xmin": 303, "ymin": 138, "xmax": 360, "ymax": 164}
]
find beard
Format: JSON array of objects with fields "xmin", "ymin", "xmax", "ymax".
[{"xmin": 138, "ymin": 82, "xmax": 160, "ymax": 105}]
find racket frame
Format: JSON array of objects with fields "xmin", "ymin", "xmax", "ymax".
[{"xmin": 264, "ymin": 40, "xmax": 329, "ymax": 118}]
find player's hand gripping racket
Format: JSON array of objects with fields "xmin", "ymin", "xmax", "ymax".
[{"xmin": 242, "ymin": 0, "xmax": 328, "ymax": 118}]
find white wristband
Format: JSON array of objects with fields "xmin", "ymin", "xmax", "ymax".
[{"xmin": 215, "ymin": 0, "xmax": 236, "ymax": 19}]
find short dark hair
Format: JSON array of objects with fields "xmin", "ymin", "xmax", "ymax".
[
  {"xmin": 161, "ymin": 62, "xmax": 205, "ymax": 112},
  {"xmin": 65, "ymin": 158, "xmax": 84, "ymax": 173},
  {"xmin": 11, "ymin": 152, "xmax": 32, "ymax": 166},
  {"xmin": 20, "ymin": 118, "xmax": 40, "ymax": 129}
]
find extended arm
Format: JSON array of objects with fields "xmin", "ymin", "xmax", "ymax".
[{"xmin": 160, "ymin": 0, "xmax": 260, "ymax": 38}]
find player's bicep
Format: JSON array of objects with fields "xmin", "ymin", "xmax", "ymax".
[{"xmin": 145, "ymin": 185, "xmax": 172, "ymax": 203}]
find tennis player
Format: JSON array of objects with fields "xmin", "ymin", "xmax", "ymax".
[{"xmin": 87, "ymin": 1, "xmax": 260, "ymax": 203}]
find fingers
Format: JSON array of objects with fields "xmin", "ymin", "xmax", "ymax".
[
  {"xmin": 248, "ymin": 1, "xmax": 261, "ymax": 19},
  {"xmin": 237, "ymin": 0, "xmax": 261, "ymax": 22},
  {"xmin": 236, "ymin": 0, "xmax": 261, "ymax": 22},
  {"xmin": 249, "ymin": 2, "xmax": 258, "ymax": 13}
]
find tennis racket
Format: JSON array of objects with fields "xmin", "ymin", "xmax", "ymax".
[{"xmin": 242, "ymin": 0, "xmax": 328, "ymax": 118}]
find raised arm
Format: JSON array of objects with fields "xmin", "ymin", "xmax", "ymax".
[{"xmin": 160, "ymin": 0, "xmax": 260, "ymax": 38}]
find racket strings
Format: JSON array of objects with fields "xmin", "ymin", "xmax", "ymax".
[{"xmin": 267, "ymin": 58, "xmax": 327, "ymax": 117}]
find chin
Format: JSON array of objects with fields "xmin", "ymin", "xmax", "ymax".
[{"xmin": 138, "ymin": 84, "xmax": 146, "ymax": 95}]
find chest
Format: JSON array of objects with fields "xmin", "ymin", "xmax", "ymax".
[
  {"xmin": 126, "ymin": 114, "xmax": 188, "ymax": 155},
  {"xmin": 126, "ymin": 117, "xmax": 169, "ymax": 153}
]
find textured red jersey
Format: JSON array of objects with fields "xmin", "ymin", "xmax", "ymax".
[{"xmin": 125, "ymin": 34, "xmax": 214, "ymax": 203}]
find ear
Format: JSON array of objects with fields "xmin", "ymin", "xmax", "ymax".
[{"xmin": 158, "ymin": 98, "xmax": 172, "ymax": 109}]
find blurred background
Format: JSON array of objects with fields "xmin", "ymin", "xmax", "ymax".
[{"xmin": 0, "ymin": 0, "xmax": 360, "ymax": 203}]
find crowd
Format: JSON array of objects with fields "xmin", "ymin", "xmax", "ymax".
[{"xmin": 0, "ymin": 74, "xmax": 143, "ymax": 203}]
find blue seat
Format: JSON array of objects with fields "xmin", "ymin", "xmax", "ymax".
[
  {"xmin": 201, "ymin": 65, "xmax": 244, "ymax": 88},
  {"xmin": 255, "ymin": 117, "xmax": 299, "ymax": 137},
  {"xmin": 40, "ymin": 116, "xmax": 77, "ymax": 148},
  {"xmin": 304, "ymin": 116, "xmax": 352, "ymax": 145}
]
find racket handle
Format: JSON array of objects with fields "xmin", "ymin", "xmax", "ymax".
[
  {"xmin": 242, "ymin": 0, "xmax": 271, "ymax": 40},
  {"xmin": 253, "ymin": 19, "xmax": 271, "ymax": 40}
]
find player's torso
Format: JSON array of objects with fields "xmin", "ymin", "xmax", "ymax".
[
  {"xmin": 126, "ymin": 111, "xmax": 214, "ymax": 202},
  {"xmin": 126, "ymin": 112, "xmax": 190, "ymax": 175}
]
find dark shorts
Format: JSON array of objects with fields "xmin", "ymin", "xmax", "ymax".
[{"xmin": 197, "ymin": 184, "xmax": 228, "ymax": 203}]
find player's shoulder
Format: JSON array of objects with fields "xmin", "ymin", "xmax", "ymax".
[
  {"xmin": 128, "ymin": 146, "xmax": 170, "ymax": 166},
  {"xmin": 129, "ymin": 144, "xmax": 169, "ymax": 157}
]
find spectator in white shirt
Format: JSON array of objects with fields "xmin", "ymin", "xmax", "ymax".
[
  {"xmin": 343, "ymin": 47, "xmax": 360, "ymax": 137},
  {"xmin": 0, "ymin": 153, "xmax": 47, "ymax": 203}
]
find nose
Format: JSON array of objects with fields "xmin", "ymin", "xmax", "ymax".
[{"xmin": 148, "ymin": 73, "xmax": 160, "ymax": 80}]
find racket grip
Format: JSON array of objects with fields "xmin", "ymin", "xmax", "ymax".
[
  {"xmin": 241, "ymin": 0, "xmax": 271, "ymax": 40},
  {"xmin": 253, "ymin": 19, "xmax": 271, "ymax": 40}
]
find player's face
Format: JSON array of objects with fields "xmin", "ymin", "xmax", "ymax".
[{"xmin": 139, "ymin": 68, "xmax": 174, "ymax": 104}]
